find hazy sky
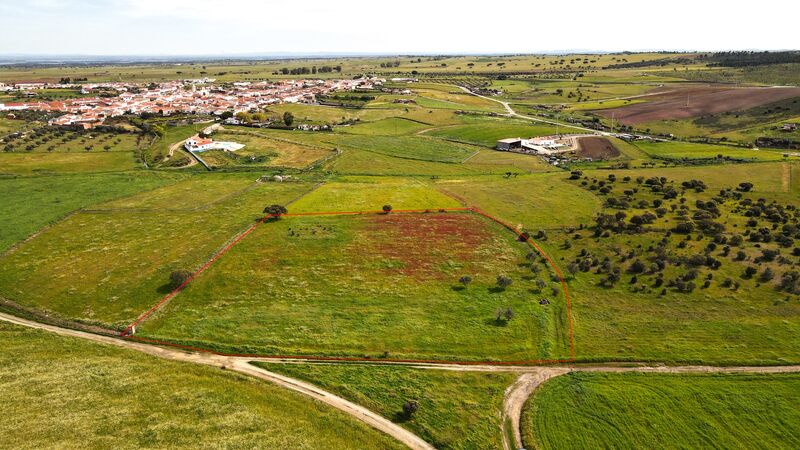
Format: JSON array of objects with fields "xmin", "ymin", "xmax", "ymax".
[{"xmin": 1, "ymin": 0, "xmax": 797, "ymax": 55}]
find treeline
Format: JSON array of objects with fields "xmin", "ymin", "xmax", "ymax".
[
  {"xmin": 709, "ymin": 51, "xmax": 800, "ymax": 67},
  {"xmin": 603, "ymin": 57, "xmax": 696, "ymax": 69},
  {"xmin": 276, "ymin": 65, "xmax": 342, "ymax": 75}
]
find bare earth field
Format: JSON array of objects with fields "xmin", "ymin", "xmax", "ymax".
[
  {"xmin": 597, "ymin": 86, "xmax": 800, "ymax": 124},
  {"xmin": 575, "ymin": 136, "xmax": 620, "ymax": 159}
]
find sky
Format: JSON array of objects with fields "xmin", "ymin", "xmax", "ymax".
[{"xmin": 1, "ymin": 0, "xmax": 797, "ymax": 56}]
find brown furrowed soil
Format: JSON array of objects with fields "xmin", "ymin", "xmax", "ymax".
[
  {"xmin": 597, "ymin": 86, "xmax": 800, "ymax": 125},
  {"xmin": 576, "ymin": 137, "xmax": 620, "ymax": 159}
]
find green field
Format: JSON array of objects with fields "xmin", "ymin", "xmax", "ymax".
[
  {"xmin": 0, "ymin": 172, "xmax": 179, "ymax": 252},
  {"xmin": 139, "ymin": 211, "xmax": 570, "ymax": 361},
  {"xmin": 3, "ymin": 52, "xmax": 800, "ymax": 449},
  {"xmin": 334, "ymin": 135, "xmax": 478, "ymax": 163},
  {"xmin": 523, "ymin": 372, "xmax": 800, "ymax": 450},
  {"xmin": 0, "ymin": 179, "xmax": 314, "ymax": 327},
  {"xmin": 424, "ymin": 116, "xmax": 558, "ymax": 147},
  {"xmin": 0, "ymin": 322, "xmax": 402, "ymax": 449},
  {"xmin": 634, "ymin": 140, "xmax": 794, "ymax": 162},
  {"xmin": 201, "ymin": 130, "xmax": 333, "ymax": 169},
  {"xmin": 0, "ymin": 151, "xmax": 138, "ymax": 174},
  {"xmin": 257, "ymin": 363, "xmax": 516, "ymax": 449}
]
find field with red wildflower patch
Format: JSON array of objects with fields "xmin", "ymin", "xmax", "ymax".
[{"xmin": 138, "ymin": 212, "xmax": 571, "ymax": 362}]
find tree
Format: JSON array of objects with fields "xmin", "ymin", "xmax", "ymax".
[
  {"xmin": 263, "ymin": 204, "xmax": 288, "ymax": 217},
  {"xmin": 169, "ymin": 270, "xmax": 192, "ymax": 289},
  {"xmin": 458, "ymin": 275, "xmax": 472, "ymax": 287},
  {"xmin": 566, "ymin": 262, "xmax": 579, "ymax": 278},
  {"xmin": 283, "ymin": 111, "xmax": 294, "ymax": 127},
  {"xmin": 496, "ymin": 275, "xmax": 512, "ymax": 289},
  {"xmin": 382, "ymin": 204, "xmax": 393, "ymax": 213},
  {"xmin": 402, "ymin": 400, "xmax": 419, "ymax": 419},
  {"xmin": 504, "ymin": 307, "xmax": 515, "ymax": 321}
]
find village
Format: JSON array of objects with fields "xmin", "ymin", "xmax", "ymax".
[{"xmin": 0, "ymin": 77, "xmax": 382, "ymax": 128}]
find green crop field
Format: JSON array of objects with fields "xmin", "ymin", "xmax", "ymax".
[
  {"xmin": 256, "ymin": 363, "xmax": 517, "ymax": 449},
  {"xmin": 0, "ymin": 322, "xmax": 401, "ymax": 449},
  {"xmin": 523, "ymin": 372, "xmax": 800, "ymax": 450}
]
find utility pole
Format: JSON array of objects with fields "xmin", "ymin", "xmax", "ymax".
[{"xmin": 610, "ymin": 112, "xmax": 615, "ymax": 134}]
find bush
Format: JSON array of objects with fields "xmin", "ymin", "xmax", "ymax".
[{"xmin": 169, "ymin": 270, "xmax": 193, "ymax": 289}]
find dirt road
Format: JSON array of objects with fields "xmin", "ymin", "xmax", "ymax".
[
  {"xmin": 0, "ymin": 312, "xmax": 434, "ymax": 450},
  {"xmin": 3, "ymin": 310, "xmax": 800, "ymax": 450},
  {"xmin": 501, "ymin": 364, "xmax": 800, "ymax": 450},
  {"xmin": 457, "ymin": 86, "xmax": 607, "ymax": 136}
]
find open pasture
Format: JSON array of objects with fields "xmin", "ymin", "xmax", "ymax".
[
  {"xmin": 424, "ymin": 116, "xmax": 558, "ymax": 147},
  {"xmin": 633, "ymin": 140, "xmax": 793, "ymax": 162},
  {"xmin": 0, "ymin": 172, "xmax": 179, "ymax": 253},
  {"xmin": 340, "ymin": 117, "xmax": 433, "ymax": 136},
  {"xmin": 0, "ymin": 151, "xmax": 137, "ymax": 175},
  {"xmin": 0, "ymin": 181, "xmax": 313, "ymax": 327},
  {"xmin": 203, "ymin": 130, "xmax": 333, "ymax": 169},
  {"xmin": 437, "ymin": 174, "xmax": 603, "ymax": 229},
  {"xmin": 140, "ymin": 211, "xmax": 570, "ymax": 361},
  {"xmin": 258, "ymin": 362, "xmax": 516, "ymax": 450},
  {"xmin": 0, "ymin": 322, "xmax": 400, "ymax": 450},
  {"xmin": 334, "ymin": 134, "xmax": 478, "ymax": 163},
  {"xmin": 291, "ymin": 178, "xmax": 460, "ymax": 212}
]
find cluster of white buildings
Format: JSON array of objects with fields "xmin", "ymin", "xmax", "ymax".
[
  {"xmin": 0, "ymin": 77, "xmax": 382, "ymax": 129},
  {"xmin": 496, "ymin": 136, "xmax": 570, "ymax": 155}
]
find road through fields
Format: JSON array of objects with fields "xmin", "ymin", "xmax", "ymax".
[{"xmin": 3, "ymin": 311, "xmax": 800, "ymax": 450}]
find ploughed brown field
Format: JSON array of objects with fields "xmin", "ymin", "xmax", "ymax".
[
  {"xmin": 596, "ymin": 85, "xmax": 800, "ymax": 125},
  {"xmin": 575, "ymin": 136, "xmax": 620, "ymax": 159}
]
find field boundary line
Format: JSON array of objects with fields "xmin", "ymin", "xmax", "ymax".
[
  {"xmin": 0, "ymin": 210, "xmax": 80, "ymax": 259},
  {"xmin": 119, "ymin": 181, "xmax": 325, "ymax": 336},
  {"xmin": 120, "ymin": 204, "xmax": 575, "ymax": 365}
]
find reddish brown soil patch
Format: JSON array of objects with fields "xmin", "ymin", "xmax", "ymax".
[
  {"xmin": 356, "ymin": 212, "xmax": 501, "ymax": 280},
  {"xmin": 576, "ymin": 137, "xmax": 620, "ymax": 159},
  {"xmin": 597, "ymin": 86, "xmax": 800, "ymax": 125}
]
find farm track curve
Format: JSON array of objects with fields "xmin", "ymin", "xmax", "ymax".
[{"xmin": 3, "ymin": 311, "xmax": 800, "ymax": 450}]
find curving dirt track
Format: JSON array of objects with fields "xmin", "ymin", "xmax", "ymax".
[
  {"xmin": 3, "ymin": 309, "xmax": 800, "ymax": 450},
  {"xmin": 0, "ymin": 312, "xmax": 434, "ymax": 450},
  {"xmin": 502, "ymin": 364, "xmax": 800, "ymax": 450}
]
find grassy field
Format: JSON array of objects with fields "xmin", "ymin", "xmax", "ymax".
[
  {"xmin": 0, "ymin": 180, "xmax": 314, "ymax": 327},
  {"xmin": 340, "ymin": 117, "xmax": 433, "ymax": 136},
  {"xmin": 0, "ymin": 151, "xmax": 138, "ymax": 174},
  {"xmin": 424, "ymin": 116, "xmax": 558, "ymax": 147},
  {"xmin": 437, "ymin": 173, "xmax": 604, "ymax": 229},
  {"xmin": 0, "ymin": 172, "xmax": 179, "ymax": 252},
  {"xmin": 634, "ymin": 140, "xmax": 794, "ymax": 162},
  {"xmin": 290, "ymin": 178, "xmax": 460, "ymax": 212},
  {"xmin": 201, "ymin": 130, "xmax": 333, "ymax": 169},
  {"xmin": 256, "ymin": 363, "xmax": 517, "ymax": 449},
  {"xmin": 535, "ymin": 162, "xmax": 800, "ymax": 364},
  {"xmin": 140, "ymin": 211, "xmax": 570, "ymax": 361},
  {"xmin": 523, "ymin": 372, "xmax": 800, "ymax": 450},
  {"xmin": 334, "ymin": 135, "xmax": 478, "ymax": 163},
  {"xmin": 0, "ymin": 322, "xmax": 402, "ymax": 449}
]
